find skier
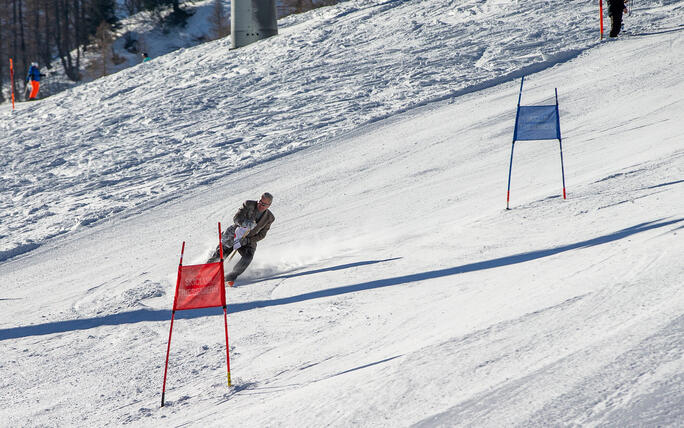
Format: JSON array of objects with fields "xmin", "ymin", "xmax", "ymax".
[
  {"xmin": 142, "ymin": 52, "xmax": 150, "ymax": 63},
  {"xmin": 208, "ymin": 192, "xmax": 275, "ymax": 286},
  {"xmin": 607, "ymin": 0, "xmax": 628, "ymax": 38},
  {"xmin": 25, "ymin": 62, "xmax": 43, "ymax": 100}
]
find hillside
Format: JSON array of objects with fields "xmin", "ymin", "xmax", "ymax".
[{"xmin": 1, "ymin": 0, "xmax": 683, "ymax": 426}]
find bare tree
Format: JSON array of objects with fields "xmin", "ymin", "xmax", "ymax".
[
  {"xmin": 123, "ymin": 0, "xmax": 143, "ymax": 15},
  {"xmin": 88, "ymin": 20, "xmax": 113, "ymax": 77},
  {"xmin": 53, "ymin": 0, "xmax": 79, "ymax": 80},
  {"xmin": 283, "ymin": 0, "xmax": 313, "ymax": 14},
  {"xmin": 0, "ymin": 0, "xmax": 118, "ymax": 83},
  {"xmin": 282, "ymin": 0, "xmax": 338, "ymax": 16},
  {"xmin": 0, "ymin": 0, "xmax": 7, "ymax": 102},
  {"xmin": 38, "ymin": 0, "xmax": 53, "ymax": 67},
  {"xmin": 0, "ymin": 10, "xmax": 5, "ymax": 103},
  {"xmin": 209, "ymin": 0, "xmax": 230, "ymax": 40}
]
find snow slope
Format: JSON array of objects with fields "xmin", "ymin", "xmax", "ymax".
[
  {"xmin": 1, "ymin": 0, "xmax": 683, "ymax": 426},
  {"xmin": 2, "ymin": 0, "xmax": 683, "ymax": 260}
]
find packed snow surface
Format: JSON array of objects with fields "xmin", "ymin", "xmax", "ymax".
[{"xmin": 1, "ymin": 0, "xmax": 683, "ymax": 426}]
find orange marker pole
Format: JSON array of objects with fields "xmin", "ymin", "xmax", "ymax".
[
  {"xmin": 9, "ymin": 59, "xmax": 15, "ymax": 110},
  {"xmin": 599, "ymin": 0, "xmax": 604, "ymax": 40}
]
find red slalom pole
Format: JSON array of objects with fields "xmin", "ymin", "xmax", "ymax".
[
  {"xmin": 161, "ymin": 241, "xmax": 185, "ymax": 407},
  {"xmin": 161, "ymin": 311, "xmax": 176, "ymax": 407},
  {"xmin": 218, "ymin": 222, "xmax": 232, "ymax": 386},
  {"xmin": 224, "ymin": 307, "xmax": 232, "ymax": 386},
  {"xmin": 218, "ymin": 222, "xmax": 224, "ymax": 260},
  {"xmin": 599, "ymin": 0, "xmax": 604, "ymax": 40}
]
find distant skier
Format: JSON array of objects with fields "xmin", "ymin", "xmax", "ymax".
[
  {"xmin": 142, "ymin": 52, "xmax": 150, "ymax": 63},
  {"xmin": 607, "ymin": 0, "xmax": 628, "ymax": 38},
  {"xmin": 25, "ymin": 62, "xmax": 44, "ymax": 100},
  {"xmin": 208, "ymin": 192, "xmax": 275, "ymax": 286}
]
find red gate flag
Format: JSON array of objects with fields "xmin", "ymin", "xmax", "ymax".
[
  {"xmin": 174, "ymin": 262, "xmax": 225, "ymax": 310},
  {"xmin": 162, "ymin": 223, "xmax": 232, "ymax": 408}
]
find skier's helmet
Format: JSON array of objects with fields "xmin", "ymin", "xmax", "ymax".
[{"xmin": 31, "ymin": 62, "xmax": 38, "ymax": 67}]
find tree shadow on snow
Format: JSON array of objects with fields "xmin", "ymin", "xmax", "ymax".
[{"xmin": 1, "ymin": 218, "xmax": 680, "ymax": 341}]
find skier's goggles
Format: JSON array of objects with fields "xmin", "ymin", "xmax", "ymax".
[{"xmin": 258, "ymin": 200, "xmax": 271, "ymax": 207}]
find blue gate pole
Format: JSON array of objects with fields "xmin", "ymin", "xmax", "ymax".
[
  {"xmin": 555, "ymin": 88, "xmax": 567, "ymax": 199},
  {"xmin": 506, "ymin": 141, "xmax": 516, "ymax": 209},
  {"xmin": 507, "ymin": 77, "xmax": 525, "ymax": 209},
  {"xmin": 559, "ymin": 137, "xmax": 567, "ymax": 199}
]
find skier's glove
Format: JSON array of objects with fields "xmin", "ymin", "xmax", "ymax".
[
  {"xmin": 221, "ymin": 232, "xmax": 234, "ymax": 247},
  {"xmin": 240, "ymin": 237, "xmax": 251, "ymax": 247},
  {"xmin": 241, "ymin": 220, "xmax": 256, "ymax": 230}
]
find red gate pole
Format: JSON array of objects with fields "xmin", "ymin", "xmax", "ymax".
[
  {"xmin": 224, "ymin": 307, "xmax": 232, "ymax": 386},
  {"xmin": 599, "ymin": 0, "xmax": 604, "ymax": 40},
  {"xmin": 9, "ymin": 59, "xmax": 15, "ymax": 110},
  {"xmin": 218, "ymin": 222, "xmax": 224, "ymax": 260},
  {"xmin": 161, "ymin": 241, "xmax": 185, "ymax": 407},
  {"xmin": 161, "ymin": 312, "xmax": 176, "ymax": 407},
  {"xmin": 218, "ymin": 222, "xmax": 232, "ymax": 386}
]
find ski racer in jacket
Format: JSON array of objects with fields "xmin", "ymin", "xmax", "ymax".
[{"xmin": 208, "ymin": 192, "xmax": 275, "ymax": 285}]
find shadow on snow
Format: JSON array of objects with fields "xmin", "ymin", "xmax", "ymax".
[
  {"xmin": 238, "ymin": 257, "xmax": 402, "ymax": 286},
  {"xmin": 1, "ymin": 218, "xmax": 680, "ymax": 341}
]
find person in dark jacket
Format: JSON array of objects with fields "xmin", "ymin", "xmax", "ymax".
[
  {"xmin": 607, "ymin": 0, "xmax": 628, "ymax": 38},
  {"xmin": 25, "ymin": 62, "xmax": 43, "ymax": 100},
  {"xmin": 209, "ymin": 192, "xmax": 275, "ymax": 285}
]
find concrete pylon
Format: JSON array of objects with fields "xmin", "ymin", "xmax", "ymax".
[{"xmin": 231, "ymin": 0, "xmax": 278, "ymax": 49}]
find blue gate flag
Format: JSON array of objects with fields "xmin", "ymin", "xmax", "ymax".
[
  {"xmin": 514, "ymin": 105, "xmax": 560, "ymax": 141},
  {"xmin": 507, "ymin": 76, "xmax": 567, "ymax": 209}
]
